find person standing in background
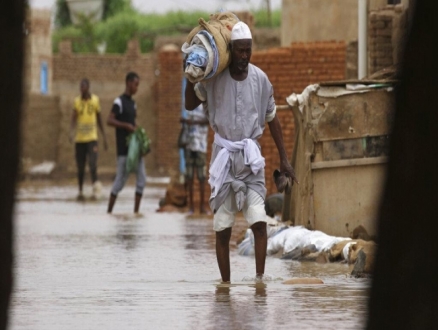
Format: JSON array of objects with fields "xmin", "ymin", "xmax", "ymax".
[
  {"xmin": 69, "ymin": 78, "xmax": 107, "ymax": 201},
  {"xmin": 180, "ymin": 103, "xmax": 210, "ymax": 215},
  {"xmin": 106, "ymin": 72, "xmax": 146, "ymax": 214}
]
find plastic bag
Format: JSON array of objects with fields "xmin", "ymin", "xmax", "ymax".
[
  {"xmin": 137, "ymin": 128, "xmax": 151, "ymax": 156},
  {"xmin": 126, "ymin": 128, "xmax": 151, "ymax": 173},
  {"xmin": 126, "ymin": 133, "xmax": 140, "ymax": 173}
]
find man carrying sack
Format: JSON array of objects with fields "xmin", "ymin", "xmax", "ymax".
[{"xmin": 184, "ymin": 22, "xmax": 298, "ymax": 283}]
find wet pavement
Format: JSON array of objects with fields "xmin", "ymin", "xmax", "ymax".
[{"xmin": 10, "ymin": 183, "xmax": 369, "ymax": 330}]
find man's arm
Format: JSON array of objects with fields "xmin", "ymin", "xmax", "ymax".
[
  {"xmin": 69, "ymin": 109, "xmax": 77, "ymax": 143},
  {"xmin": 268, "ymin": 114, "xmax": 298, "ymax": 184},
  {"xmin": 107, "ymin": 112, "xmax": 135, "ymax": 133},
  {"xmin": 185, "ymin": 80, "xmax": 202, "ymax": 111},
  {"xmin": 96, "ymin": 113, "xmax": 108, "ymax": 150}
]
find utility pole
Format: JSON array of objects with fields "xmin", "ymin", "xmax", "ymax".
[
  {"xmin": 358, "ymin": 0, "xmax": 368, "ymax": 79},
  {"xmin": 265, "ymin": 0, "xmax": 272, "ymax": 27}
]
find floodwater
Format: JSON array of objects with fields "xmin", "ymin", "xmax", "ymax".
[{"xmin": 10, "ymin": 183, "xmax": 370, "ymax": 330}]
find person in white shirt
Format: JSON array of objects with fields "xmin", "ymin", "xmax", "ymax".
[
  {"xmin": 184, "ymin": 22, "xmax": 297, "ymax": 283},
  {"xmin": 180, "ymin": 103, "xmax": 210, "ymax": 215}
]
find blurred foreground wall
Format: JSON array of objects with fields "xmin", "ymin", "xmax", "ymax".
[{"xmin": 0, "ymin": 1, "xmax": 24, "ymax": 328}]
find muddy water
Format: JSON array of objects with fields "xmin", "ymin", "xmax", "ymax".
[{"xmin": 10, "ymin": 183, "xmax": 369, "ymax": 330}]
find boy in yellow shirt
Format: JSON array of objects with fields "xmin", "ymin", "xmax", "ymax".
[{"xmin": 70, "ymin": 78, "xmax": 107, "ymax": 200}]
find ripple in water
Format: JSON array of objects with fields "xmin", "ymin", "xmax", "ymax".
[{"xmin": 241, "ymin": 274, "xmax": 283, "ymax": 282}]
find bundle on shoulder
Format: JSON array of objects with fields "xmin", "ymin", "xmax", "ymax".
[{"xmin": 182, "ymin": 11, "xmax": 240, "ymax": 83}]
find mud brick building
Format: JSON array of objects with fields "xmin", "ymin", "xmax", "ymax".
[
  {"xmin": 21, "ymin": 5, "xmax": 409, "ymax": 207},
  {"xmin": 368, "ymin": 5, "xmax": 409, "ymax": 75}
]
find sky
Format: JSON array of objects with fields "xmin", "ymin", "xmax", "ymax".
[{"xmin": 30, "ymin": 0, "xmax": 282, "ymax": 14}]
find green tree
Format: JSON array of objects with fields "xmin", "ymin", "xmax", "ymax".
[
  {"xmin": 55, "ymin": 0, "xmax": 71, "ymax": 28},
  {"xmin": 104, "ymin": 0, "xmax": 130, "ymax": 19},
  {"xmin": 53, "ymin": 8, "xmax": 281, "ymax": 54}
]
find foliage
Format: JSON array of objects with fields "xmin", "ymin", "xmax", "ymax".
[
  {"xmin": 55, "ymin": 0, "xmax": 72, "ymax": 28},
  {"xmin": 126, "ymin": 127, "xmax": 151, "ymax": 173},
  {"xmin": 253, "ymin": 9, "xmax": 281, "ymax": 28},
  {"xmin": 104, "ymin": 0, "xmax": 130, "ymax": 19},
  {"xmin": 52, "ymin": 15, "xmax": 99, "ymax": 53},
  {"xmin": 95, "ymin": 10, "xmax": 210, "ymax": 53},
  {"xmin": 52, "ymin": 8, "xmax": 281, "ymax": 54}
]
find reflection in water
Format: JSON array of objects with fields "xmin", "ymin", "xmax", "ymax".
[
  {"xmin": 210, "ymin": 283, "xmax": 268, "ymax": 330},
  {"xmin": 11, "ymin": 184, "xmax": 369, "ymax": 330},
  {"xmin": 254, "ymin": 283, "xmax": 268, "ymax": 302},
  {"xmin": 115, "ymin": 219, "xmax": 142, "ymax": 250}
]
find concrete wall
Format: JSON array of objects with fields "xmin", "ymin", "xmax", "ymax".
[
  {"xmin": 24, "ymin": 9, "xmax": 53, "ymax": 95},
  {"xmin": 312, "ymin": 164, "xmax": 385, "ymax": 237},
  {"xmin": 281, "ymin": 0, "xmax": 389, "ymax": 46}
]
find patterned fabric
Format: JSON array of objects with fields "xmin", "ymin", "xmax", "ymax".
[
  {"xmin": 185, "ymin": 150, "xmax": 206, "ymax": 180},
  {"xmin": 186, "ymin": 103, "xmax": 208, "ymax": 153}
]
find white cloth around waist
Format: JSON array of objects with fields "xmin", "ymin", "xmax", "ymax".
[{"xmin": 208, "ymin": 133, "xmax": 265, "ymax": 203}]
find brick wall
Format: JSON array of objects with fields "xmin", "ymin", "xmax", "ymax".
[
  {"xmin": 155, "ymin": 41, "xmax": 346, "ymax": 209},
  {"xmin": 368, "ymin": 4, "xmax": 409, "ymax": 75},
  {"xmin": 53, "ymin": 40, "xmax": 153, "ymax": 82},
  {"xmin": 240, "ymin": 41, "xmax": 345, "ymax": 195},
  {"xmin": 251, "ymin": 41, "xmax": 346, "ymax": 103},
  {"xmin": 52, "ymin": 40, "xmax": 158, "ymax": 176},
  {"xmin": 155, "ymin": 46, "xmax": 184, "ymax": 176},
  {"xmin": 258, "ymin": 109, "xmax": 295, "ymax": 195},
  {"xmin": 21, "ymin": 95, "xmax": 60, "ymax": 164}
]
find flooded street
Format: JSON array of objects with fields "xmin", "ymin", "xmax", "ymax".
[{"xmin": 10, "ymin": 183, "xmax": 369, "ymax": 330}]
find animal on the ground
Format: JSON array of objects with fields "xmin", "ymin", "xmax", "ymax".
[{"xmin": 348, "ymin": 239, "xmax": 376, "ymax": 276}]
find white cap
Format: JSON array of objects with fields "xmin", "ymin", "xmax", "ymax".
[{"xmin": 231, "ymin": 22, "xmax": 252, "ymax": 41}]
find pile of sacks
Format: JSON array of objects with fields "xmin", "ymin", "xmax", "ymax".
[
  {"xmin": 156, "ymin": 175, "xmax": 187, "ymax": 213},
  {"xmin": 238, "ymin": 221, "xmax": 376, "ymax": 277},
  {"xmin": 238, "ymin": 223, "xmax": 349, "ymax": 258},
  {"xmin": 182, "ymin": 11, "xmax": 240, "ymax": 83}
]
